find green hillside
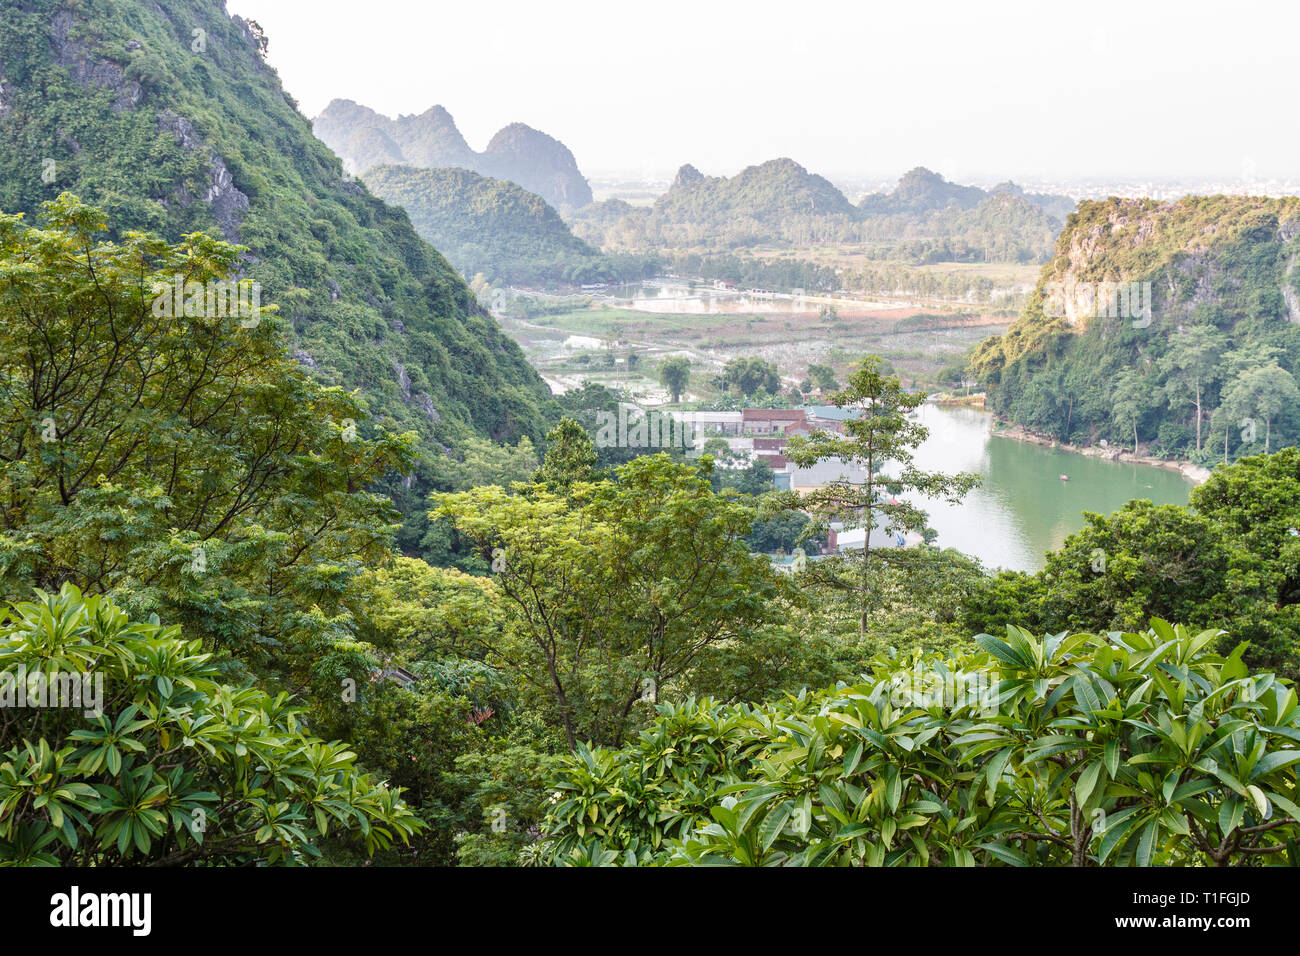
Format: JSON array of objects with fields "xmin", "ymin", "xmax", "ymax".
[
  {"xmin": 0, "ymin": 0, "xmax": 552, "ymax": 451},
  {"xmin": 859, "ymin": 165, "xmax": 988, "ymax": 214},
  {"xmin": 364, "ymin": 165, "xmax": 610, "ymax": 286},
  {"xmin": 972, "ymin": 195, "xmax": 1300, "ymax": 461},
  {"xmin": 572, "ymin": 161, "xmax": 1070, "ymax": 261}
]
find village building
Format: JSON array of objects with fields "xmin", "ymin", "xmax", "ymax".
[{"xmin": 741, "ymin": 408, "xmax": 809, "ymax": 435}]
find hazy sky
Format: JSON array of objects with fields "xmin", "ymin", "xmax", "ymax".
[{"xmin": 228, "ymin": 0, "xmax": 1298, "ymax": 184}]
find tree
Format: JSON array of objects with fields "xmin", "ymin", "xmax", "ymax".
[
  {"xmin": 0, "ymin": 585, "xmax": 422, "ymax": 865},
  {"xmin": 245, "ymin": 18, "xmax": 270, "ymax": 58},
  {"xmin": 658, "ymin": 357, "xmax": 691, "ymax": 403},
  {"xmin": 744, "ymin": 510, "xmax": 821, "ymax": 553},
  {"xmin": 1222, "ymin": 341, "xmax": 1284, "ymax": 379},
  {"xmin": 534, "ymin": 418, "xmax": 599, "ymax": 493},
  {"xmin": 964, "ymin": 501, "xmax": 1233, "ymax": 638},
  {"xmin": 1214, "ymin": 345, "xmax": 1290, "ymax": 461},
  {"xmin": 713, "ymin": 457, "xmax": 775, "ymax": 497},
  {"xmin": 722, "ymin": 357, "xmax": 781, "ymax": 397},
  {"xmin": 700, "ymin": 437, "xmax": 732, "ymax": 459},
  {"xmin": 1220, "ymin": 363, "xmax": 1300, "ymax": 455},
  {"xmin": 1191, "ymin": 448, "xmax": 1300, "ymax": 673},
  {"xmin": 784, "ymin": 357, "xmax": 979, "ymax": 634},
  {"xmin": 433, "ymin": 455, "xmax": 787, "ymax": 749},
  {"xmin": 807, "ymin": 363, "xmax": 839, "ymax": 392},
  {"xmin": 0, "ymin": 195, "xmax": 416, "ymax": 694},
  {"xmin": 1158, "ymin": 325, "xmax": 1225, "ymax": 452},
  {"xmin": 431, "ymin": 435, "xmax": 539, "ymax": 490},
  {"xmin": 1110, "ymin": 367, "xmax": 1149, "ymax": 451}
]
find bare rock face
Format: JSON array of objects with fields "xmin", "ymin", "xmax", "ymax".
[
  {"xmin": 205, "ymin": 155, "xmax": 251, "ymax": 240},
  {"xmin": 391, "ymin": 359, "xmax": 412, "ymax": 401},
  {"xmin": 0, "ymin": 53, "xmax": 10, "ymax": 117},
  {"xmin": 50, "ymin": 11, "xmax": 141, "ymax": 113},
  {"xmin": 416, "ymin": 393, "xmax": 441, "ymax": 424},
  {"xmin": 158, "ymin": 113, "xmax": 250, "ymax": 240},
  {"xmin": 1040, "ymin": 198, "xmax": 1300, "ymax": 329}
]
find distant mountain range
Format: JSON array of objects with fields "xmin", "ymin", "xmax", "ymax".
[
  {"xmin": 570, "ymin": 161, "xmax": 1076, "ymax": 262},
  {"xmin": 313, "ymin": 99, "xmax": 593, "ymax": 212},
  {"xmin": 313, "ymin": 95, "xmax": 1076, "ymax": 270},
  {"xmin": 859, "ymin": 166, "xmax": 1076, "ymax": 220}
]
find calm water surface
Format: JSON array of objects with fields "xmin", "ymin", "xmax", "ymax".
[{"xmin": 901, "ymin": 405, "xmax": 1195, "ymax": 572}]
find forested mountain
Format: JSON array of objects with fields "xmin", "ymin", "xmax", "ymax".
[
  {"xmin": 572, "ymin": 158, "xmax": 859, "ymax": 248},
  {"xmin": 972, "ymin": 196, "xmax": 1300, "ymax": 461},
  {"xmin": 854, "ymin": 168, "xmax": 1073, "ymax": 262},
  {"xmin": 654, "ymin": 158, "xmax": 860, "ymax": 238},
  {"xmin": 570, "ymin": 160, "xmax": 1072, "ymax": 261},
  {"xmin": 858, "ymin": 165, "xmax": 988, "ymax": 214},
  {"xmin": 0, "ymin": 0, "xmax": 552, "ymax": 452},
  {"xmin": 313, "ymin": 99, "xmax": 594, "ymax": 212},
  {"xmin": 363, "ymin": 165, "xmax": 611, "ymax": 286},
  {"xmin": 859, "ymin": 166, "xmax": 1075, "ymax": 220}
]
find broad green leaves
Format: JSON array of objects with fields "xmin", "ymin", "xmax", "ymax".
[
  {"xmin": 0, "ymin": 585, "xmax": 422, "ymax": 865},
  {"xmin": 540, "ymin": 622, "xmax": 1300, "ymax": 866}
]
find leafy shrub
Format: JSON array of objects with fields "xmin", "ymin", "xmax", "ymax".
[
  {"xmin": 0, "ymin": 585, "xmax": 422, "ymax": 865},
  {"xmin": 539, "ymin": 622, "xmax": 1300, "ymax": 866}
]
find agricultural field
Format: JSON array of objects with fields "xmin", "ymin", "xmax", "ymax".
[{"xmin": 495, "ymin": 294, "xmax": 1009, "ymax": 404}]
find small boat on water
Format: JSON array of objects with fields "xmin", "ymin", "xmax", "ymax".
[{"xmin": 1059, "ymin": 474, "xmax": 1070, "ymax": 481}]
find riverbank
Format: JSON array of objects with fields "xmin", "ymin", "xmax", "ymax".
[
  {"xmin": 932, "ymin": 392, "xmax": 986, "ymax": 408},
  {"xmin": 992, "ymin": 423, "xmax": 1213, "ymax": 485}
]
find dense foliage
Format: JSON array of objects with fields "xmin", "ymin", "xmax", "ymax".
[
  {"xmin": 434, "ymin": 453, "xmax": 789, "ymax": 749},
  {"xmin": 0, "ymin": 585, "xmax": 421, "ymax": 865},
  {"xmin": 0, "ymin": 0, "xmax": 552, "ymax": 454},
  {"xmin": 0, "ymin": 197, "xmax": 419, "ymax": 697},
  {"xmin": 973, "ymin": 197, "xmax": 1300, "ymax": 461},
  {"xmin": 364, "ymin": 165, "xmax": 615, "ymax": 286},
  {"xmin": 540, "ymin": 622, "xmax": 1300, "ymax": 866},
  {"xmin": 5, "ymin": 0, "xmax": 1300, "ymax": 873}
]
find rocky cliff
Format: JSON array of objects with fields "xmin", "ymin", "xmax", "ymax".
[{"xmin": 971, "ymin": 196, "xmax": 1300, "ymax": 459}]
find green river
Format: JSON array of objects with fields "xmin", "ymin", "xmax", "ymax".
[{"xmin": 907, "ymin": 405, "xmax": 1196, "ymax": 572}]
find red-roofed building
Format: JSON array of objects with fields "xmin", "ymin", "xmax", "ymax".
[{"xmin": 742, "ymin": 408, "xmax": 808, "ymax": 435}]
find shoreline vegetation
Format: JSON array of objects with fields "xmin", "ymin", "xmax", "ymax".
[
  {"xmin": 990, "ymin": 418, "xmax": 1214, "ymax": 484},
  {"xmin": 932, "ymin": 392, "xmax": 1212, "ymax": 483}
]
